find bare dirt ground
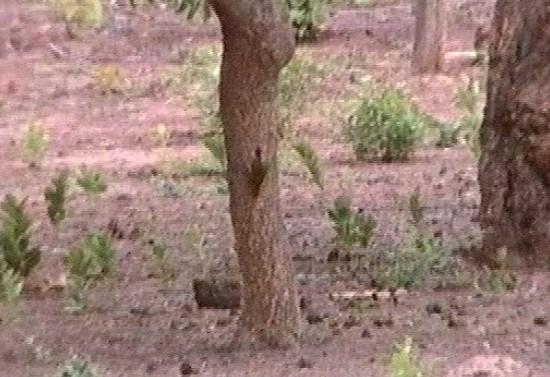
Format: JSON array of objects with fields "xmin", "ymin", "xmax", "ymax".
[{"xmin": 1, "ymin": 1, "xmax": 550, "ymax": 376}]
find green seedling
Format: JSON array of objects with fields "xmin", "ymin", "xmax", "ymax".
[
  {"xmin": 57, "ymin": 355, "xmax": 98, "ymax": 377},
  {"xmin": 21, "ymin": 120, "xmax": 48, "ymax": 167},
  {"xmin": 293, "ymin": 138, "xmax": 324, "ymax": 189},
  {"xmin": 0, "ymin": 195, "xmax": 41, "ymax": 278},
  {"xmin": 45, "ymin": 170, "xmax": 70, "ymax": 226},
  {"xmin": 388, "ymin": 336, "xmax": 428, "ymax": 377},
  {"xmin": 147, "ymin": 239, "xmax": 177, "ymax": 283},
  {"xmin": 76, "ymin": 168, "xmax": 107, "ymax": 196},
  {"xmin": 63, "ymin": 232, "xmax": 116, "ymax": 313},
  {"xmin": 0, "ymin": 257, "xmax": 23, "ymax": 306},
  {"xmin": 327, "ymin": 196, "xmax": 377, "ymax": 249}
]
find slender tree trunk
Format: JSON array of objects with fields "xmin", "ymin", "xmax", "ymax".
[
  {"xmin": 479, "ymin": 0, "xmax": 550, "ymax": 267},
  {"xmin": 208, "ymin": 0, "xmax": 300, "ymax": 347},
  {"xmin": 412, "ymin": 0, "xmax": 447, "ymax": 74}
]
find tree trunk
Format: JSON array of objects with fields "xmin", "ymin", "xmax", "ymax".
[
  {"xmin": 479, "ymin": 0, "xmax": 550, "ymax": 267},
  {"xmin": 208, "ymin": 0, "xmax": 300, "ymax": 347},
  {"xmin": 411, "ymin": 0, "xmax": 447, "ymax": 74}
]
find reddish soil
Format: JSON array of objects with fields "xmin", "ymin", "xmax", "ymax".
[{"xmin": 1, "ymin": 1, "xmax": 550, "ymax": 376}]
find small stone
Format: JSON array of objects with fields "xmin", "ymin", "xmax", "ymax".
[{"xmin": 533, "ymin": 316, "xmax": 548, "ymax": 326}]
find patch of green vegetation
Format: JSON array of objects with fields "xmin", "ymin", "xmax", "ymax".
[
  {"xmin": 49, "ymin": 0, "xmax": 104, "ymax": 36},
  {"xmin": 45, "ymin": 170, "xmax": 70, "ymax": 227},
  {"xmin": 21, "ymin": 120, "xmax": 48, "ymax": 167},
  {"xmin": 0, "ymin": 195, "xmax": 41, "ymax": 278},
  {"xmin": 63, "ymin": 232, "xmax": 116, "ymax": 313},
  {"xmin": 475, "ymin": 247, "xmax": 516, "ymax": 293},
  {"xmin": 146, "ymin": 239, "xmax": 178, "ymax": 283},
  {"xmin": 345, "ymin": 84, "xmax": 428, "ymax": 162},
  {"xmin": 292, "ymin": 138, "xmax": 324, "ymax": 189},
  {"xmin": 388, "ymin": 336, "xmax": 431, "ymax": 377},
  {"xmin": 76, "ymin": 168, "xmax": 107, "ymax": 197},
  {"xmin": 55, "ymin": 355, "xmax": 99, "ymax": 377},
  {"xmin": 0, "ymin": 256, "xmax": 23, "ymax": 306},
  {"xmin": 367, "ymin": 189, "xmax": 465, "ymax": 290},
  {"xmin": 327, "ymin": 196, "xmax": 377, "ymax": 249}
]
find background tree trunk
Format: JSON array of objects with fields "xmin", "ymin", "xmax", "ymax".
[
  {"xmin": 412, "ymin": 0, "xmax": 447, "ymax": 74},
  {"xmin": 479, "ymin": 0, "xmax": 550, "ymax": 267},
  {"xmin": 208, "ymin": 0, "xmax": 300, "ymax": 348}
]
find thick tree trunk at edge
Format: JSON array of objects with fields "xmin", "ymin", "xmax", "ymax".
[
  {"xmin": 208, "ymin": 0, "xmax": 300, "ymax": 348},
  {"xmin": 479, "ymin": 0, "xmax": 550, "ymax": 267}
]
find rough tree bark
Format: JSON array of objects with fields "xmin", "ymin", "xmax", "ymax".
[
  {"xmin": 207, "ymin": 0, "xmax": 300, "ymax": 347},
  {"xmin": 412, "ymin": 0, "xmax": 447, "ymax": 74},
  {"xmin": 479, "ymin": 0, "xmax": 550, "ymax": 267}
]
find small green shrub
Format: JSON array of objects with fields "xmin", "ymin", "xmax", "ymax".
[
  {"xmin": 63, "ymin": 232, "xmax": 116, "ymax": 313},
  {"xmin": 345, "ymin": 86, "xmax": 427, "ymax": 162},
  {"xmin": 45, "ymin": 170, "xmax": 70, "ymax": 226},
  {"xmin": 146, "ymin": 239, "xmax": 178, "ymax": 283},
  {"xmin": 293, "ymin": 138, "xmax": 324, "ymax": 189},
  {"xmin": 287, "ymin": 0, "xmax": 329, "ymax": 42},
  {"xmin": 0, "ymin": 257, "xmax": 23, "ymax": 306},
  {"xmin": 49, "ymin": 0, "xmax": 104, "ymax": 33},
  {"xmin": 475, "ymin": 247, "xmax": 515, "ymax": 293},
  {"xmin": 56, "ymin": 355, "xmax": 98, "ymax": 377},
  {"xmin": 327, "ymin": 196, "xmax": 377, "ymax": 248},
  {"xmin": 21, "ymin": 120, "xmax": 48, "ymax": 166},
  {"xmin": 388, "ymin": 337, "xmax": 428, "ymax": 377},
  {"xmin": 0, "ymin": 195, "xmax": 41, "ymax": 278},
  {"xmin": 76, "ymin": 168, "xmax": 107, "ymax": 196},
  {"xmin": 455, "ymin": 77, "xmax": 484, "ymax": 157}
]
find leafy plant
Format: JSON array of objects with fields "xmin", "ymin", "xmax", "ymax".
[
  {"xmin": 454, "ymin": 77, "xmax": 484, "ymax": 157},
  {"xmin": 293, "ymin": 139, "xmax": 324, "ymax": 189},
  {"xmin": 45, "ymin": 170, "xmax": 70, "ymax": 226},
  {"xmin": 21, "ymin": 120, "xmax": 48, "ymax": 166},
  {"xmin": 146, "ymin": 239, "xmax": 177, "ymax": 283},
  {"xmin": 388, "ymin": 336, "xmax": 427, "ymax": 377},
  {"xmin": 76, "ymin": 168, "xmax": 107, "ymax": 196},
  {"xmin": 57, "ymin": 355, "xmax": 98, "ymax": 377},
  {"xmin": 0, "ymin": 195, "xmax": 41, "ymax": 278},
  {"xmin": 154, "ymin": 124, "xmax": 173, "ymax": 148},
  {"xmin": 0, "ymin": 257, "xmax": 23, "ymax": 306},
  {"xmin": 201, "ymin": 133, "xmax": 227, "ymax": 171},
  {"xmin": 49, "ymin": 0, "xmax": 104, "ymax": 36},
  {"xmin": 345, "ymin": 85, "xmax": 427, "ymax": 162},
  {"xmin": 327, "ymin": 196, "xmax": 377, "ymax": 248},
  {"xmin": 475, "ymin": 247, "xmax": 515, "ymax": 293},
  {"xmin": 286, "ymin": 0, "xmax": 329, "ymax": 42},
  {"xmin": 63, "ymin": 232, "xmax": 116, "ymax": 312},
  {"xmin": 91, "ymin": 65, "xmax": 126, "ymax": 95}
]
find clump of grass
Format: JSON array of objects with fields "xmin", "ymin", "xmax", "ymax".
[
  {"xmin": 293, "ymin": 138, "xmax": 324, "ymax": 189},
  {"xmin": 475, "ymin": 247, "xmax": 516, "ymax": 293},
  {"xmin": 286, "ymin": 0, "xmax": 330, "ymax": 42},
  {"xmin": 0, "ymin": 256, "xmax": 23, "ymax": 306},
  {"xmin": 63, "ymin": 232, "xmax": 116, "ymax": 313},
  {"xmin": 0, "ymin": 195, "xmax": 41, "ymax": 278},
  {"xmin": 368, "ymin": 190, "xmax": 465, "ymax": 290},
  {"xmin": 91, "ymin": 65, "xmax": 126, "ymax": 95},
  {"xmin": 327, "ymin": 196, "xmax": 377, "ymax": 249},
  {"xmin": 200, "ymin": 133, "xmax": 227, "ymax": 172},
  {"xmin": 76, "ymin": 168, "xmax": 107, "ymax": 196},
  {"xmin": 455, "ymin": 77, "xmax": 484, "ymax": 157},
  {"xmin": 45, "ymin": 170, "xmax": 70, "ymax": 227},
  {"xmin": 21, "ymin": 120, "xmax": 48, "ymax": 167},
  {"xmin": 345, "ymin": 85, "xmax": 427, "ymax": 162},
  {"xmin": 146, "ymin": 239, "xmax": 178, "ymax": 283},
  {"xmin": 388, "ymin": 336, "xmax": 430, "ymax": 377},
  {"xmin": 56, "ymin": 355, "xmax": 99, "ymax": 377},
  {"xmin": 49, "ymin": 0, "xmax": 104, "ymax": 38}
]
